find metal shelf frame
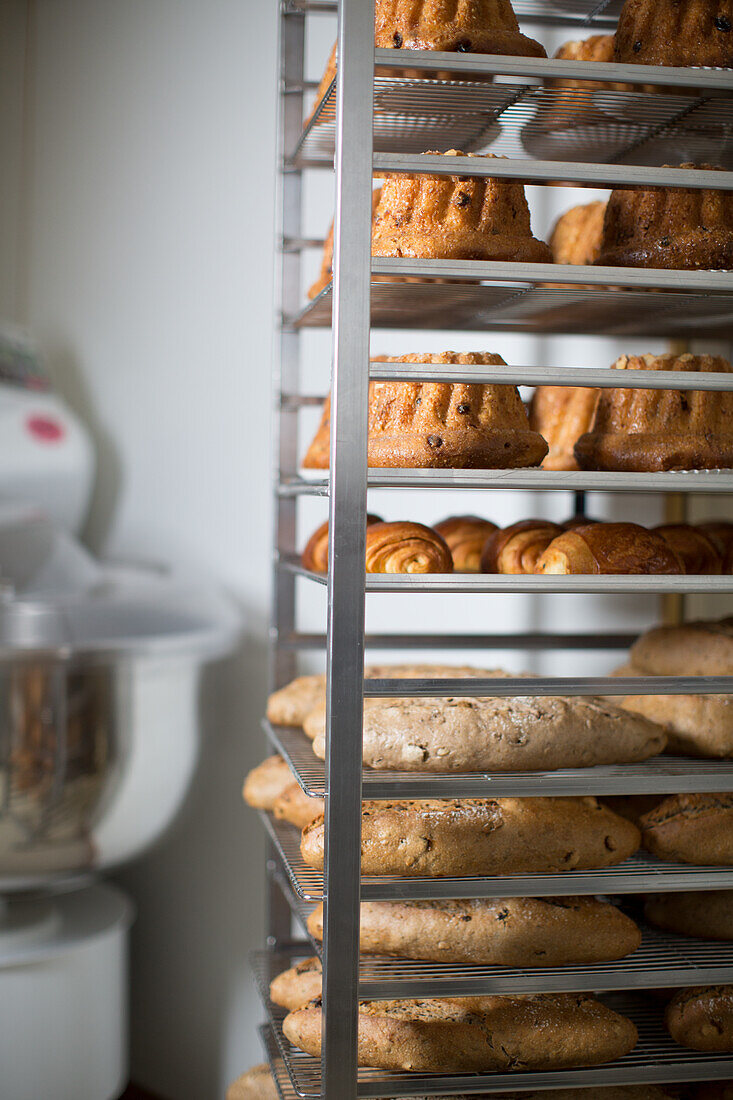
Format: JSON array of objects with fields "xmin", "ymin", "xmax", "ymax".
[{"xmin": 264, "ymin": 2, "xmax": 733, "ymax": 1097}]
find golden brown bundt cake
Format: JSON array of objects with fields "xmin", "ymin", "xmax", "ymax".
[
  {"xmin": 552, "ymin": 34, "xmax": 630, "ymax": 95},
  {"xmin": 375, "ymin": 0, "xmax": 546, "ymax": 56},
  {"xmin": 615, "ymin": 0, "xmax": 733, "ymax": 69},
  {"xmin": 372, "ymin": 151, "xmax": 552, "ymax": 264},
  {"xmin": 574, "ymin": 352, "xmax": 733, "ymax": 472},
  {"xmin": 529, "ymin": 385, "xmax": 600, "ymax": 471},
  {"xmin": 549, "ymin": 201, "xmax": 607, "ymax": 267},
  {"xmin": 308, "ymin": 188, "xmax": 382, "ymax": 300},
  {"xmin": 304, "ymin": 353, "xmax": 549, "ymax": 470},
  {"xmin": 598, "ymin": 164, "xmax": 733, "ymax": 271}
]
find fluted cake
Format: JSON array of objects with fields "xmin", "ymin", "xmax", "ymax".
[{"xmin": 615, "ymin": 0, "xmax": 733, "ymax": 69}]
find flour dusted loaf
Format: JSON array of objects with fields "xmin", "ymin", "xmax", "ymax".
[
  {"xmin": 300, "ymin": 797, "xmax": 641, "ymax": 876},
  {"xmin": 645, "ymin": 891, "xmax": 733, "ymax": 941},
  {"xmin": 621, "ymin": 618, "xmax": 733, "ymax": 757},
  {"xmin": 226, "ymin": 1064, "xmax": 277, "ymax": 1100},
  {"xmin": 307, "ymin": 895, "xmax": 641, "ymax": 966},
  {"xmin": 305, "ymin": 692, "xmax": 666, "ymax": 772},
  {"xmin": 641, "ymin": 793, "xmax": 733, "ymax": 865},
  {"xmin": 666, "ymin": 986, "xmax": 733, "ymax": 1051},
  {"xmin": 283, "ymin": 992, "xmax": 637, "ymax": 1072},
  {"xmin": 242, "ymin": 755, "xmax": 294, "ymax": 810},
  {"xmin": 630, "ymin": 618, "xmax": 733, "ymax": 677}
]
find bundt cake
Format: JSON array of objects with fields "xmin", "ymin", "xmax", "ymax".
[
  {"xmin": 372, "ymin": 150, "xmax": 552, "ymax": 264},
  {"xmin": 552, "ymin": 34, "xmax": 630, "ymax": 95},
  {"xmin": 598, "ymin": 164, "xmax": 733, "ymax": 271},
  {"xmin": 375, "ymin": 0, "xmax": 546, "ymax": 56},
  {"xmin": 574, "ymin": 352, "xmax": 733, "ymax": 472},
  {"xmin": 303, "ymin": 353, "xmax": 549, "ymax": 470},
  {"xmin": 615, "ymin": 0, "xmax": 733, "ymax": 70},
  {"xmin": 308, "ymin": 188, "xmax": 382, "ymax": 300},
  {"xmin": 529, "ymin": 385, "xmax": 600, "ymax": 471},
  {"xmin": 549, "ymin": 201, "xmax": 607, "ymax": 267}
]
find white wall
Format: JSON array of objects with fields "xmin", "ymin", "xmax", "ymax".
[{"xmin": 11, "ymin": 3, "xmax": 732, "ymax": 1097}]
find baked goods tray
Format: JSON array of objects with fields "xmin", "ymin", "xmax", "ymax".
[
  {"xmin": 294, "ymin": 281, "xmax": 733, "ymax": 339},
  {"xmin": 281, "ymin": 557, "xmax": 733, "ymax": 594},
  {"xmin": 288, "ymin": 0, "xmax": 624, "ymax": 25},
  {"xmin": 294, "ymin": 64, "xmax": 733, "ymax": 170},
  {"xmin": 261, "ymin": 812, "xmax": 733, "ymax": 904},
  {"xmin": 266, "ymin": 721, "xmax": 733, "ymax": 801},
  {"xmin": 266, "ymin": 878, "xmax": 733, "ymax": 999},
  {"xmin": 283, "ymin": 470, "xmax": 733, "ymax": 495},
  {"xmin": 254, "ymin": 968, "xmax": 733, "ymax": 1097}
]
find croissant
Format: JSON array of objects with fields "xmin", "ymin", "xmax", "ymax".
[
  {"xmin": 698, "ymin": 521, "xmax": 733, "ymax": 573},
  {"xmin": 529, "ymin": 385, "xmax": 600, "ymax": 471},
  {"xmin": 654, "ymin": 524, "xmax": 722, "ymax": 575},
  {"xmin": 561, "ymin": 515, "xmax": 599, "ymax": 530},
  {"xmin": 365, "ymin": 522, "xmax": 453, "ymax": 574},
  {"xmin": 481, "ymin": 520, "xmax": 562, "ymax": 574},
  {"xmin": 535, "ymin": 523, "xmax": 685, "ymax": 575},
  {"xmin": 433, "ymin": 516, "xmax": 498, "ymax": 573},
  {"xmin": 301, "ymin": 514, "xmax": 383, "ymax": 573}
]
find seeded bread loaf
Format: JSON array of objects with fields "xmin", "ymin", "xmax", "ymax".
[
  {"xmin": 666, "ymin": 986, "xmax": 733, "ymax": 1051},
  {"xmin": 305, "ymin": 693, "xmax": 666, "ymax": 772},
  {"xmin": 307, "ymin": 895, "xmax": 641, "ymax": 966},
  {"xmin": 243, "ymin": 756, "xmax": 294, "ymax": 810},
  {"xmin": 273, "ymin": 783, "xmax": 324, "ymax": 830},
  {"xmin": 300, "ymin": 797, "xmax": 640, "ymax": 877},
  {"xmin": 283, "ymin": 992, "xmax": 638, "ymax": 1072},
  {"xmin": 267, "ymin": 664, "xmax": 504, "ymax": 730},
  {"xmin": 645, "ymin": 891, "xmax": 733, "ymax": 941},
  {"xmin": 640, "ymin": 793, "xmax": 733, "ymax": 865},
  {"xmin": 226, "ymin": 1064, "xmax": 277, "ymax": 1100}
]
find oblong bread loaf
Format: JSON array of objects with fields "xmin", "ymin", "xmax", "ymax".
[
  {"xmin": 306, "ymin": 895, "xmax": 641, "ymax": 966},
  {"xmin": 623, "ymin": 691, "xmax": 733, "ymax": 758},
  {"xmin": 641, "ymin": 793, "xmax": 733, "ymax": 865},
  {"xmin": 273, "ymin": 783, "xmax": 324, "ymax": 830},
  {"xmin": 270, "ymin": 956, "xmax": 322, "ymax": 1012},
  {"xmin": 645, "ymin": 891, "xmax": 733, "ymax": 941},
  {"xmin": 300, "ymin": 797, "xmax": 640, "ymax": 877},
  {"xmin": 283, "ymin": 992, "xmax": 637, "ymax": 1072},
  {"xmin": 305, "ymin": 694, "xmax": 666, "ymax": 771},
  {"xmin": 226, "ymin": 1064, "xmax": 277, "ymax": 1100},
  {"xmin": 242, "ymin": 756, "xmax": 293, "ymax": 810},
  {"xmin": 666, "ymin": 986, "xmax": 733, "ymax": 1051},
  {"xmin": 630, "ymin": 619, "xmax": 733, "ymax": 676}
]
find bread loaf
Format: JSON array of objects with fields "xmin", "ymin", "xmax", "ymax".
[
  {"xmin": 305, "ymin": 692, "xmax": 666, "ymax": 772},
  {"xmin": 283, "ymin": 992, "xmax": 638, "ymax": 1072},
  {"xmin": 307, "ymin": 895, "xmax": 641, "ymax": 967},
  {"xmin": 666, "ymin": 986, "xmax": 733, "ymax": 1051},
  {"xmin": 630, "ymin": 618, "xmax": 733, "ymax": 676},
  {"xmin": 641, "ymin": 793, "xmax": 733, "ymax": 865},
  {"xmin": 622, "ymin": 691, "xmax": 733, "ymax": 759},
  {"xmin": 535, "ymin": 523, "xmax": 684, "ymax": 575},
  {"xmin": 270, "ymin": 956, "xmax": 323, "ymax": 1012},
  {"xmin": 242, "ymin": 756, "xmax": 294, "ymax": 810},
  {"xmin": 300, "ymin": 797, "xmax": 640, "ymax": 877},
  {"xmin": 272, "ymin": 783, "xmax": 324, "ymax": 830},
  {"xmin": 645, "ymin": 891, "xmax": 733, "ymax": 941},
  {"xmin": 226, "ymin": 1064, "xmax": 277, "ymax": 1100}
]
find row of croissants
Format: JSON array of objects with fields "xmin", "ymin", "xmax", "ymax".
[{"xmin": 301, "ymin": 516, "xmax": 733, "ymax": 576}]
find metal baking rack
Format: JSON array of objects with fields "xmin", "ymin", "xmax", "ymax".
[
  {"xmin": 262, "ymin": 0, "xmax": 733, "ymax": 1096},
  {"xmin": 254, "ymin": 958, "xmax": 733, "ymax": 1099}
]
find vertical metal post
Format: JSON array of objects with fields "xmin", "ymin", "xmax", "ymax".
[
  {"xmin": 268, "ymin": 4, "xmax": 305, "ymax": 948},
  {"xmin": 322, "ymin": 0, "xmax": 375, "ymax": 1096}
]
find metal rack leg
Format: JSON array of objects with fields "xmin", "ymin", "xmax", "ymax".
[{"xmin": 322, "ymin": 1, "xmax": 376, "ymax": 1097}]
